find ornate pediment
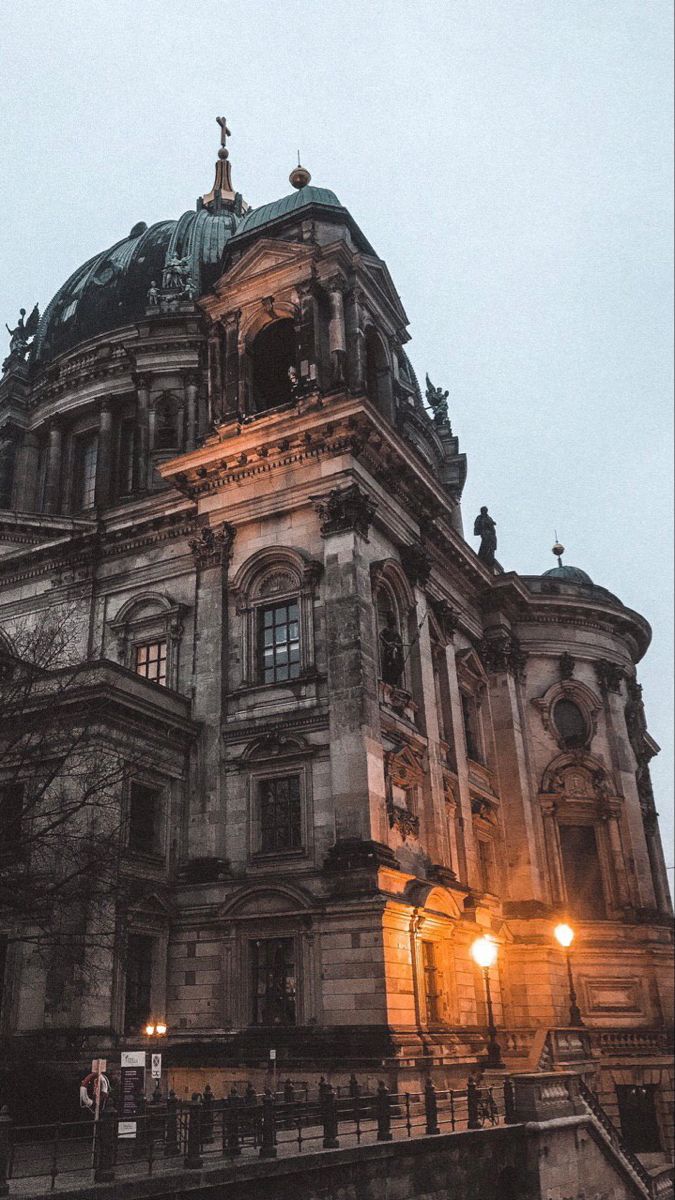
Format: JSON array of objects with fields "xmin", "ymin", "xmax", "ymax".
[{"xmin": 214, "ymin": 238, "xmax": 314, "ymax": 293}]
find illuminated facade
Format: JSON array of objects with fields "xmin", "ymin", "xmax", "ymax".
[{"xmin": 0, "ymin": 125, "xmax": 672, "ymax": 1157}]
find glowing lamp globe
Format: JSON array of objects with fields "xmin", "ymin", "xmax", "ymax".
[
  {"xmin": 554, "ymin": 923, "xmax": 575, "ymax": 949},
  {"xmin": 145, "ymin": 1023, "xmax": 155, "ymax": 1036},
  {"xmin": 471, "ymin": 936, "xmax": 498, "ymax": 970},
  {"xmin": 155, "ymin": 1022, "xmax": 167, "ymax": 1036}
]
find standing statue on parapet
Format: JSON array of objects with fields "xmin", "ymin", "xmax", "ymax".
[
  {"xmin": 424, "ymin": 373, "xmax": 450, "ymax": 427},
  {"xmin": 473, "ymin": 506, "xmax": 497, "ymax": 568},
  {"xmin": 5, "ymin": 304, "xmax": 39, "ymax": 358}
]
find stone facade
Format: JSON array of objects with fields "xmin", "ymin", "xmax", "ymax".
[{"xmin": 0, "ymin": 133, "xmax": 672, "ymax": 1164}]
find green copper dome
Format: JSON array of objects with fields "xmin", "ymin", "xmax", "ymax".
[
  {"xmin": 232, "ymin": 186, "xmax": 343, "ymax": 239},
  {"xmin": 542, "ymin": 565, "xmax": 594, "ymax": 585},
  {"xmin": 30, "ymin": 207, "xmax": 240, "ymax": 367}
]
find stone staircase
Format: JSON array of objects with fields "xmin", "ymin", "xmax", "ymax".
[{"xmin": 579, "ymin": 1078, "xmax": 674, "ymax": 1200}]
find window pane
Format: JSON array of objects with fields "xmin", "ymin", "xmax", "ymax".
[
  {"xmin": 135, "ymin": 641, "xmax": 168, "ymax": 687},
  {"xmin": 258, "ymin": 601, "xmax": 303, "ymax": 684},
  {"xmin": 129, "ymin": 782, "xmax": 160, "ymax": 852},
  {"xmin": 554, "ymin": 699, "xmax": 587, "ymax": 748},
  {"xmin": 259, "ymin": 776, "xmax": 302, "ymax": 853},
  {"xmin": 124, "ymin": 934, "xmax": 154, "ymax": 1033}
]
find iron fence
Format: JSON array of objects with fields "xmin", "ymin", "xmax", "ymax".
[{"xmin": 0, "ymin": 1077, "xmax": 505, "ymax": 1192}]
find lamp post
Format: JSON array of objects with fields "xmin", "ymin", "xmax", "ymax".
[
  {"xmin": 144, "ymin": 1021, "xmax": 168, "ymax": 1092},
  {"xmin": 554, "ymin": 923, "xmax": 583, "ymax": 1027},
  {"xmin": 471, "ymin": 936, "xmax": 504, "ymax": 1069}
]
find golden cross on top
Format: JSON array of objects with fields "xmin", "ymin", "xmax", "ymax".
[{"xmin": 216, "ymin": 116, "xmax": 231, "ymax": 150}]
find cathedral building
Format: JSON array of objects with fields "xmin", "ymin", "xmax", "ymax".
[{"xmin": 0, "ymin": 122, "xmax": 672, "ymax": 1157}]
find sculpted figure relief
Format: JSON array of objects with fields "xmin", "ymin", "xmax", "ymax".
[{"xmin": 380, "ymin": 611, "xmax": 405, "ymax": 687}]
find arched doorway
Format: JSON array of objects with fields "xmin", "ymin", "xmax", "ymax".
[{"xmin": 250, "ymin": 319, "xmax": 296, "ymax": 412}]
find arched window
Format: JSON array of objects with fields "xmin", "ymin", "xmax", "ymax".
[
  {"xmin": 109, "ymin": 593, "xmax": 186, "ymax": 691},
  {"xmin": 251, "ymin": 319, "xmax": 296, "ymax": 412},
  {"xmin": 232, "ymin": 549, "xmax": 321, "ymax": 688},
  {"xmin": 553, "ymin": 698, "xmax": 588, "ymax": 748},
  {"xmin": 375, "ymin": 584, "xmax": 407, "ymax": 689}
]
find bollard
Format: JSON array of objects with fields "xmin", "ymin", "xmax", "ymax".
[
  {"xmin": 376, "ymin": 1081, "xmax": 392, "ymax": 1142},
  {"xmin": 503, "ymin": 1077, "xmax": 516, "ymax": 1125},
  {"xmin": 467, "ymin": 1078, "xmax": 481, "ymax": 1130},
  {"xmin": 0, "ymin": 1106, "xmax": 12, "ymax": 1198},
  {"xmin": 202, "ymin": 1083, "xmax": 214, "ymax": 1145},
  {"xmin": 259, "ymin": 1088, "xmax": 277, "ymax": 1159},
  {"xmin": 224, "ymin": 1087, "xmax": 241, "ymax": 1157},
  {"xmin": 184, "ymin": 1093, "xmax": 203, "ymax": 1170},
  {"xmin": 425, "ymin": 1078, "xmax": 440, "ymax": 1135},
  {"xmin": 94, "ymin": 1100, "xmax": 116, "ymax": 1183},
  {"xmin": 164, "ymin": 1090, "xmax": 180, "ymax": 1157},
  {"xmin": 321, "ymin": 1081, "xmax": 340, "ymax": 1149}
]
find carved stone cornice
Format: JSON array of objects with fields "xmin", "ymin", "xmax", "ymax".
[
  {"xmin": 400, "ymin": 544, "xmax": 432, "ymax": 589},
  {"xmin": 387, "ymin": 802, "xmax": 420, "ymax": 842},
  {"xmin": 477, "ymin": 633, "xmax": 528, "ymax": 680},
  {"xmin": 314, "ymin": 482, "xmax": 376, "ymax": 539},
  {"xmin": 594, "ymin": 658, "xmax": 624, "ymax": 695},
  {"xmin": 559, "ymin": 651, "xmax": 575, "ymax": 680},
  {"xmin": 188, "ymin": 521, "xmax": 237, "ymax": 568}
]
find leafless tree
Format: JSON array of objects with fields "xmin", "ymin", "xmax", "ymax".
[{"xmin": 0, "ymin": 607, "xmax": 138, "ymax": 990}]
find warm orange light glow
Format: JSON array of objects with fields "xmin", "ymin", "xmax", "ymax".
[
  {"xmin": 145, "ymin": 1023, "xmax": 155, "ymax": 1036},
  {"xmin": 471, "ymin": 935, "xmax": 498, "ymax": 970},
  {"xmin": 155, "ymin": 1022, "xmax": 167, "ymax": 1036},
  {"xmin": 554, "ymin": 922, "xmax": 575, "ymax": 949}
]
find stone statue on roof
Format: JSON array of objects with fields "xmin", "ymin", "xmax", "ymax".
[
  {"xmin": 425, "ymin": 374, "xmax": 450, "ymax": 427},
  {"xmin": 473, "ymin": 506, "xmax": 497, "ymax": 568},
  {"xmin": 5, "ymin": 304, "xmax": 39, "ymax": 358},
  {"xmin": 162, "ymin": 253, "xmax": 190, "ymax": 291}
]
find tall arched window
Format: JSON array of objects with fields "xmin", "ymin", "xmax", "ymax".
[
  {"xmin": 364, "ymin": 326, "xmax": 393, "ymax": 418},
  {"xmin": 251, "ymin": 319, "xmax": 296, "ymax": 412}
]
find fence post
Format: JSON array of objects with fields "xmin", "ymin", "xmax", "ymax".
[
  {"xmin": 322, "ymin": 1081, "xmax": 340, "ymax": 1149},
  {"xmin": 164, "ymin": 1090, "xmax": 180, "ymax": 1157},
  {"xmin": 467, "ymin": 1078, "xmax": 481, "ymax": 1130},
  {"xmin": 503, "ymin": 1077, "xmax": 516, "ymax": 1125},
  {"xmin": 283, "ymin": 1078, "xmax": 295, "ymax": 1104},
  {"xmin": 184, "ymin": 1093, "xmax": 203, "ymax": 1170},
  {"xmin": 376, "ymin": 1081, "xmax": 393, "ymax": 1142},
  {"xmin": 202, "ymin": 1083, "xmax": 214, "ymax": 1145},
  {"xmin": 94, "ymin": 1101, "xmax": 116, "ymax": 1183},
  {"xmin": 0, "ymin": 1107, "xmax": 12, "ymax": 1198},
  {"xmin": 259, "ymin": 1089, "xmax": 277, "ymax": 1159},
  {"xmin": 224, "ymin": 1087, "xmax": 241, "ymax": 1157},
  {"xmin": 133, "ymin": 1092, "xmax": 147, "ymax": 1160},
  {"xmin": 425, "ymin": 1079, "xmax": 440, "ymax": 1135}
]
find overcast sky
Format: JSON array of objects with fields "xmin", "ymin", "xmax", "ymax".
[{"xmin": 1, "ymin": 0, "xmax": 672, "ymax": 884}]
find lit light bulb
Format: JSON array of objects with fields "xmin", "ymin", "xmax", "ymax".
[
  {"xmin": 554, "ymin": 922, "xmax": 575, "ymax": 949},
  {"xmin": 471, "ymin": 935, "xmax": 498, "ymax": 970},
  {"xmin": 155, "ymin": 1022, "xmax": 167, "ymax": 1036},
  {"xmin": 145, "ymin": 1023, "xmax": 155, "ymax": 1036}
]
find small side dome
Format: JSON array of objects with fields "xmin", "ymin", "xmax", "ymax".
[{"xmin": 543, "ymin": 565, "xmax": 593, "ymax": 585}]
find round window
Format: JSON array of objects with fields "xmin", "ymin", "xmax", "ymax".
[{"xmin": 553, "ymin": 698, "xmax": 588, "ymax": 748}]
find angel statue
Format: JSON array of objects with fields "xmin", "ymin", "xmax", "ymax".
[
  {"xmin": 162, "ymin": 253, "xmax": 190, "ymax": 291},
  {"xmin": 424, "ymin": 374, "xmax": 450, "ymax": 427},
  {"xmin": 5, "ymin": 304, "xmax": 39, "ymax": 359}
]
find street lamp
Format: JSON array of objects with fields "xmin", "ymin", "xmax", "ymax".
[
  {"xmin": 144, "ymin": 1021, "xmax": 168, "ymax": 1038},
  {"xmin": 554, "ymin": 922, "xmax": 584, "ymax": 1027},
  {"xmin": 471, "ymin": 936, "xmax": 504, "ymax": 1069}
]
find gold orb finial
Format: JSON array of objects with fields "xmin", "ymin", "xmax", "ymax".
[{"xmin": 289, "ymin": 158, "xmax": 311, "ymax": 189}]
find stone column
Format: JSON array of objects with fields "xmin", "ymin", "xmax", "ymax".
[
  {"xmin": 317, "ymin": 483, "xmax": 385, "ymax": 842},
  {"xmin": 296, "ymin": 282, "xmax": 319, "ymax": 387},
  {"xmin": 14, "ymin": 431, "xmax": 39, "ymax": 510},
  {"xmin": 444, "ymin": 645, "xmax": 479, "ymax": 887},
  {"xmin": 133, "ymin": 373, "xmax": 150, "ymax": 492},
  {"xmin": 185, "ymin": 375, "xmax": 199, "ymax": 451},
  {"xmin": 479, "ymin": 634, "xmax": 545, "ymax": 902},
  {"xmin": 601, "ymin": 801, "xmax": 632, "ymax": 910},
  {"xmin": 43, "ymin": 422, "xmax": 63, "ymax": 514},
  {"xmin": 540, "ymin": 798, "xmax": 565, "ymax": 905},
  {"xmin": 222, "ymin": 311, "xmax": 240, "ymax": 416},
  {"xmin": 0, "ymin": 438, "xmax": 15, "ymax": 508},
  {"xmin": 327, "ymin": 280, "xmax": 347, "ymax": 386},
  {"xmin": 188, "ymin": 522, "xmax": 236, "ymax": 860},
  {"xmin": 345, "ymin": 285, "xmax": 365, "ymax": 393},
  {"xmin": 94, "ymin": 400, "xmax": 113, "ymax": 509},
  {"xmin": 207, "ymin": 324, "xmax": 224, "ymax": 423}
]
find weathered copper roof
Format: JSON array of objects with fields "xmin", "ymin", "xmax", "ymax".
[
  {"xmin": 30, "ymin": 207, "xmax": 240, "ymax": 366},
  {"xmin": 232, "ymin": 185, "xmax": 343, "ymax": 238}
]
